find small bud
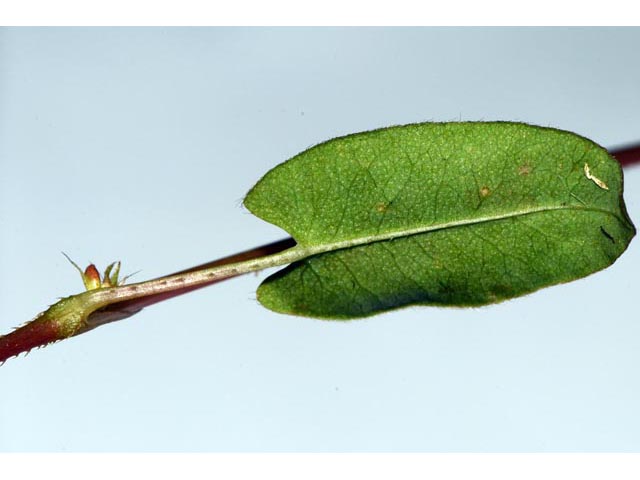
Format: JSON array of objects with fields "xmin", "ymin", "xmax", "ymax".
[
  {"xmin": 83, "ymin": 264, "xmax": 102, "ymax": 290},
  {"xmin": 62, "ymin": 253, "xmax": 127, "ymax": 290}
]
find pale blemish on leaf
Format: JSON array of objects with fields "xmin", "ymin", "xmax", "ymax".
[
  {"xmin": 375, "ymin": 202, "xmax": 389, "ymax": 213},
  {"xmin": 584, "ymin": 163, "xmax": 609, "ymax": 190},
  {"xmin": 479, "ymin": 186, "xmax": 491, "ymax": 198}
]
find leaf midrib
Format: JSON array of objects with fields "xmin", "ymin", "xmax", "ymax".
[
  {"xmin": 96, "ymin": 204, "xmax": 626, "ymax": 307},
  {"xmin": 298, "ymin": 204, "xmax": 626, "ymax": 257}
]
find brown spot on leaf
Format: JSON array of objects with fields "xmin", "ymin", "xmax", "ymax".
[
  {"xmin": 479, "ymin": 186, "xmax": 491, "ymax": 198},
  {"xmin": 518, "ymin": 164, "xmax": 532, "ymax": 175}
]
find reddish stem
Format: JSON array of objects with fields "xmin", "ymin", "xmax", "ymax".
[
  {"xmin": 0, "ymin": 238, "xmax": 296, "ymax": 362},
  {"xmin": 1, "ymin": 143, "xmax": 639, "ymax": 363},
  {"xmin": 98, "ymin": 237, "xmax": 296, "ymax": 313},
  {"xmin": 0, "ymin": 315, "xmax": 61, "ymax": 362},
  {"xmin": 611, "ymin": 143, "xmax": 640, "ymax": 168}
]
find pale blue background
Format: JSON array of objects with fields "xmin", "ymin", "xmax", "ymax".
[{"xmin": 1, "ymin": 28, "xmax": 640, "ymax": 452}]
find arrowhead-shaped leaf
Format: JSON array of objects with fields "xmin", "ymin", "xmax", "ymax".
[{"xmin": 244, "ymin": 122, "xmax": 635, "ymax": 318}]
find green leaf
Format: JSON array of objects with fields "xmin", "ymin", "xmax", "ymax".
[{"xmin": 244, "ymin": 122, "xmax": 635, "ymax": 319}]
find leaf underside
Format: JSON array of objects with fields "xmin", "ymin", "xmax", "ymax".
[{"xmin": 244, "ymin": 122, "xmax": 635, "ymax": 319}]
